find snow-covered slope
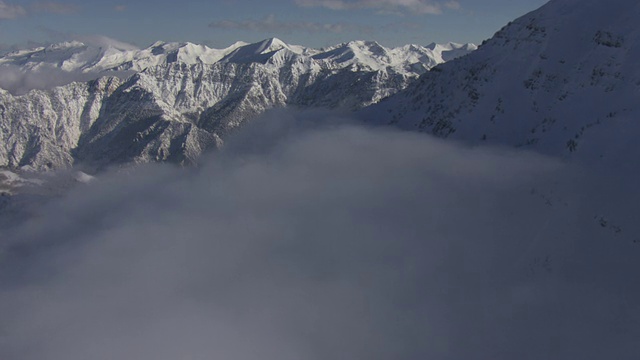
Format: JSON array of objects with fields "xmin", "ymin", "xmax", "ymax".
[
  {"xmin": 0, "ymin": 77, "xmax": 122, "ymax": 169},
  {"xmin": 0, "ymin": 40, "xmax": 244, "ymax": 75},
  {"xmin": 312, "ymin": 40, "xmax": 476, "ymax": 73},
  {"xmin": 0, "ymin": 38, "xmax": 473, "ymax": 94},
  {"xmin": 368, "ymin": 0, "xmax": 640, "ymax": 159},
  {"xmin": 0, "ymin": 38, "xmax": 475, "ymax": 170}
]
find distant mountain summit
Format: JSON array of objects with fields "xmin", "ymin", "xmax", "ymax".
[
  {"xmin": 0, "ymin": 38, "xmax": 475, "ymax": 170},
  {"xmin": 0, "ymin": 38, "xmax": 475, "ymax": 94},
  {"xmin": 368, "ymin": 0, "xmax": 640, "ymax": 158}
]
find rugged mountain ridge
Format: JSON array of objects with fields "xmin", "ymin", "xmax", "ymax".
[
  {"xmin": 0, "ymin": 38, "xmax": 475, "ymax": 170},
  {"xmin": 368, "ymin": 0, "xmax": 640, "ymax": 159},
  {"xmin": 0, "ymin": 38, "xmax": 476, "ymax": 81}
]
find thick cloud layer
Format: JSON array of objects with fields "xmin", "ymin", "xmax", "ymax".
[{"xmin": 1, "ymin": 112, "xmax": 639, "ymax": 359}]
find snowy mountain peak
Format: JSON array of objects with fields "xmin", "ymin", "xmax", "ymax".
[
  {"xmin": 0, "ymin": 36, "xmax": 476, "ymax": 170},
  {"xmin": 312, "ymin": 39, "xmax": 476, "ymax": 73},
  {"xmin": 149, "ymin": 40, "xmax": 167, "ymax": 48},
  {"xmin": 45, "ymin": 41, "xmax": 86, "ymax": 51},
  {"xmin": 0, "ymin": 37, "xmax": 477, "ymax": 96},
  {"xmin": 259, "ymin": 37, "xmax": 289, "ymax": 52},
  {"xmin": 347, "ymin": 40, "xmax": 384, "ymax": 49},
  {"xmin": 219, "ymin": 37, "xmax": 297, "ymax": 64},
  {"xmin": 424, "ymin": 42, "xmax": 478, "ymax": 61},
  {"xmin": 425, "ymin": 42, "xmax": 475, "ymax": 51},
  {"xmin": 367, "ymin": 0, "xmax": 640, "ymax": 159},
  {"xmin": 1, "ymin": 41, "xmax": 88, "ymax": 67}
]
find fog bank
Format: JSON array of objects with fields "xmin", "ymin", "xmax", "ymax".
[{"xmin": 1, "ymin": 112, "xmax": 639, "ymax": 359}]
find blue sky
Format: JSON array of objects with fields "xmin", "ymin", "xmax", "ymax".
[{"xmin": 0, "ymin": 0, "xmax": 548, "ymax": 50}]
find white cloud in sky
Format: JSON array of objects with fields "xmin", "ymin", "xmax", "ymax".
[
  {"xmin": 294, "ymin": 0, "xmax": 461, "ymax": 14},
  {"xmin": 36, "ymin": 26, "xmax": 139, "ymax": 50},
  {"xmin": 444, "ymin": 0, "xmax": 460, "ymax": 10},
  {"xmin": 209, "ymin": 14, "xmax": 371, "ymax": 34},
  {"xmin": 72, "ymin": 34, "xmax": 138, "ymax": 50},
  {"xmin": 0, "ymin": 0, "xmax": 79, "ymax": 19},
  {"xmin": 0, "ymin": 0, "xmax": 26, "ymax": 19},
  {"xmin": 30, "ymin": 1, "xmax": 79, "ymax": 14}
]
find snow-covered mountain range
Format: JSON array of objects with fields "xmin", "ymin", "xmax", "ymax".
[
  {"xmin": 367, "ymin": 0, "xmax": 640, "ymax": 160},
  {"xmin": 0, "ymin": 38, "xmax": 475, "ymax": 84},
  {"xmin": 5, "ymin": 0, "xmax": 639, "ymax": 174},
  {"xmin": 0, "ymin": 38, "xmax": 475, "ymax": 170}
]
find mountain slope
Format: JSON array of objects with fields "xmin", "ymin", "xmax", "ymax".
[
  {"xmin": 0, "ymin": 38, "xmax": 474, "ymax": 95},
  {"xmin": 0, "ymin": 77, "xmax": 121, "ymax": 169},
  {"xmin": 367, "ymin": 0, "xmax": 640, "ymax": 159},
  {"xmin": 0, "ymin": 38, "xmax": 475, "ymax": 170}
]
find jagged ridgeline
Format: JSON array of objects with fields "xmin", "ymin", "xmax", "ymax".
[
  {"xmin": 368, "ymin": 0, "xmax": 640, "ymax": 159},
  {"xmin": 0, "ymin": 38, "xmax": 475, "ymax": 170}
]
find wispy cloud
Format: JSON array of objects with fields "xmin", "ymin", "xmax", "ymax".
[
  {"xmin": 3, "ymin": 111, "xmax": 638, "ymax": 359},
  {"xmin": 37, "ymin": 26, "xmax": 139, "ymax": 50},
  {"xmin": 443, "ymin": 0, "xmax": 460, "ymax": 10},
  {"xmin": 0, "ymin": 0, "xmax": 79, "ymax": 19},
  {"xmin": 209, "ymin": 14, "xmax": 371, "ymax": 34},
  {"xmin": 294, "ymin": 0, "xmax": 461, "ymax": 14},
  {"xmin": 30, "ymin": 1, "xmax": 79, "ymax": 14},
  {"xmin": 0, "ymin": 0, "xmax": 26, "ymax": 19},
  {"xmin": 73, "ymin": 34, "xmax": 139, "ymax": 50},
  {"xmin": 114, "ymin": 4, "xmax": 126, "ymax": 12}
]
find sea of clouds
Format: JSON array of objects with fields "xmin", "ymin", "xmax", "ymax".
[{"xmin": 1, "ymin": 111, "xmax": 639, "ymax": 359}]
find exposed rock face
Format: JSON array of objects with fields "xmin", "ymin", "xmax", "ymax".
[
  {"xmin": 0, "ymin": 38, "xmax": 475, "ymax": 170},
  {"xmin": 0, "ymin": 77, "xmax": 121, "ymax": 170}
]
